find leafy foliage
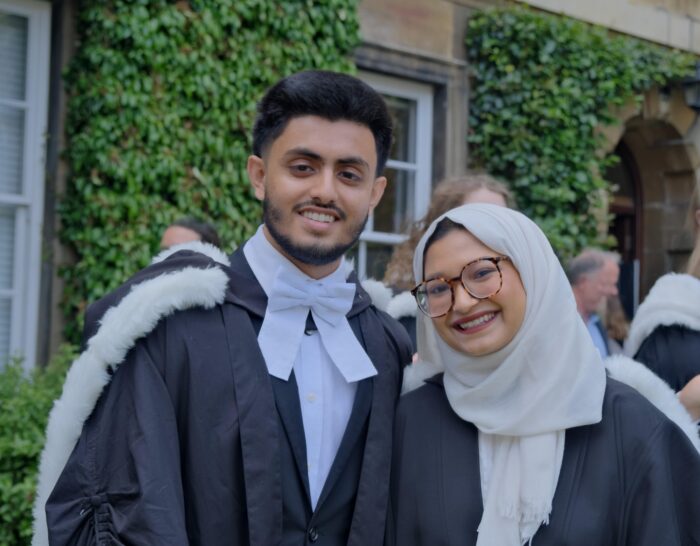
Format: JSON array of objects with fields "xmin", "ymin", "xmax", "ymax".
[
  {"xmin": 0, "ymin": 346, "xmax": 75, "ymax": 545},
  {"xmin": 61, "ymin": 0, "xmax": 360, "ymax": 341},
  {"xmin": 467, "ymin": 6, "xmax": 694, "ymax": 256}
]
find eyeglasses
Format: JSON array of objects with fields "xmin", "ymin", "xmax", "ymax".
[{"xmin": 411, "ymin": 256, "xmax": 511, "ymax": 318}]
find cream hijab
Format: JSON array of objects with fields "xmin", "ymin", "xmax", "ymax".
[{"xmin": 411, "ymin": 204, "xmax": 606, "ymax": 546}]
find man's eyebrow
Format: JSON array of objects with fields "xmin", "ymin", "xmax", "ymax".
[
  {"xmin": 337, "ymin": 156, "xmax": 370, "ymax": 170},
  {"xmin": 282, "ymin": 147, "xmax": 322, "ymax": 161},
  {"xmin": 282, "ymin": 148, "xmax": 370, "ymax": 170}
]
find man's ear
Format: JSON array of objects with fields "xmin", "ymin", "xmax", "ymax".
[
  {"xmin": 368, "ymin": 176, "xmax": 387, "ymax": 212},
  {"xmin": 247, "ymin": 155, "xmax": 266, "ymax": 201}
]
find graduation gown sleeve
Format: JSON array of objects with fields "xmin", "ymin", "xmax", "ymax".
[{"xmin": 46, "ymin": 327, "xmax": 189, "ymax": 545}]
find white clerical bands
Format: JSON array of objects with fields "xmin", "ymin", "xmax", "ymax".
[{"xmin": 257, "ymin": 270, "xmax": 377, "ymax": 383}]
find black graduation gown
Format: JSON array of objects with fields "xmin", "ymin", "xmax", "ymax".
[
  {"xmin": 634, "ymin": 325, "xmax": 700, "ymax": 392},
  {"xmin": 387, "ymin": 375, "xmax": 700, "ymax": 546},
  {"xmin": 45, "ymin": 248, "xmax": 412, "ymax": 546}
]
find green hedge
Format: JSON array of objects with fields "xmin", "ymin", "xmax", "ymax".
[
  {"xmin": 467, "ymin": 6, "xmax": 694, "ymax": 256},
  {"xmin": 0, "ymin": 346, "xmax": 75, "ymax": 546},
  {"xmin": 60, "ymin": 0, "xmax": 360, "ymax": 342}
]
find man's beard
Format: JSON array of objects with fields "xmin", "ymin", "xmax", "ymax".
[{"xmin": 263, "ymin": 198, "xmax": 367, "ymax": 266}]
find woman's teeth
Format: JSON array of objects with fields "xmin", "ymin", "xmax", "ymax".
[{"xmin": 458, "ymin": 313, "xmax": 495, "ymax": 329}]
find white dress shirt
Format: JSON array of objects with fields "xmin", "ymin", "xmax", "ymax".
[{"xmin": 243, "ymin": 226, "xmax": 375, "ymax": 508}]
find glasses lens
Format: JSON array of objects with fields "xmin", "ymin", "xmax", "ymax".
[
  {"xmin": 416, "ymin": 279, "xmax": 452, "ymax": 317},
  {"xmin": 462, "ymin": 259, "xmax": 502, "ymax": 298}
]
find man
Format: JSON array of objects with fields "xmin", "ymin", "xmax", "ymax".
[
  {"xmin": 160, "ymin": 216, "xmax": 222, "ymax": 250},
  {"xmin": 33, "ymin": 70, "xmax": 412, "ymax": 546},
  {"xmin": 567, "ymin": 249, "xmax": 620, "ymax": 358}
]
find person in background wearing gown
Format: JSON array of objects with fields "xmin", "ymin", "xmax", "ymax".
[
  {"xmin": 388, "ymin": 203, "xmax": 700, "ymax": 546},
  {"xmin": 159, "ymin": 216, "xmax": 222, "ymax": 250},
  {"xmin": 627, "ymin": 181, "xmax": 700, "ymax": 423}
]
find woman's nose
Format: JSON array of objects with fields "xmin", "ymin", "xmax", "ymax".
[{"xmin": 452, "ymin": 282, "xmax": 480, "ymax": 313}]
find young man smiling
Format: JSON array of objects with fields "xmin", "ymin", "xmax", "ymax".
[{"xmin": 34, "ymin": 71, "xmax": 412, "ymax": 546}]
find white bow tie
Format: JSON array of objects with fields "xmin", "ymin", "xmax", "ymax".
[{"xmin": 257, "ymin": 270, "xmax": 377, "ymax": 383}]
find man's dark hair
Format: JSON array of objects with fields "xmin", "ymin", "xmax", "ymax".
[
  {"xmin": 252, "ymin": 70, "xmax": 393, "ymax": 176},
  {"xmin": 170, "ymin": 217, "xmax": 222, "ymax": 248}
]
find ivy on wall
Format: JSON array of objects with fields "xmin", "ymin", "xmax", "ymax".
[
  {"xmin": 467, "ymin": 6, "xmax": 694, "ymax": 256},
  {"xmin": 61, "ymin": 0, "xmax": 360, "ymax": 342}
]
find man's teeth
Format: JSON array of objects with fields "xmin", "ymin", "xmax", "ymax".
[
  {"xmin": 458, "ymin": 313, "xmax": 495, "ymax": 329},
  {"xmin": 302, "ymin": 211, "xmax": 335, "ymax": 223}
]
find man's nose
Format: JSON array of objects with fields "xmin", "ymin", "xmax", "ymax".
[{"xmin": 309, "ymin": 168, "xmax": 338, "ymax": 202}]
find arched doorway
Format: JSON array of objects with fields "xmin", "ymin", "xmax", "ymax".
[
  {"xmin": 605, "ymin": 141, "xmax": 642, "ymax": 318},
  {"xmin": 605, "ymin": 114, "xmax": 698, "ymax": 305}
]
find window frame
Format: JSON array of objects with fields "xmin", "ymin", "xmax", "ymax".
[
  {"xmin": 357, "ymin": 72, "xmax": 433, "ymax": 280},
  {"xmin": 0, "ymin": 0, "xmax": 51, "ymax": 369}
]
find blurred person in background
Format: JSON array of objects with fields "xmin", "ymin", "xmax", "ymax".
[
  {"xmin": 160, "ymin": 216, "xmax": 222, "ymax": 250},
  {"xmin": 603, "ymin": 295, "xmax": 630, "ymax": 354},
  {"xmin": 626, "ymin": 182, "xmax": 700, "ymax": 421},
  {"xmin": 567, "ymin": 249, "xmax": 620, "ymax": 358}
]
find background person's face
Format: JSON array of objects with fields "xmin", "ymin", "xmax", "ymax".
[
  {"xmin": 597, "ymin": 260, "xmax": 619, "ymax": 298},
  {"xmin": 462, "ymin": 187, "xmax": 507, "ymax": 207},
  {"xmin": 247, "ymin": 115, "xmax": 386, "ymax": 277},
  {"xmin": 578, "ymin": 261, "xmax": 618, "ymax": 315},
  {"xmin": 160, "ymin": 226, "xmax": 201, "ymax": 250},
  {"xmin": 423, "ymin": 229, "xmax": 527, "ymax": 357}
]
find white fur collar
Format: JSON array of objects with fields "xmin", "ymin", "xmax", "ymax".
[
  {"xmin": 402, "ymin": 355, "xmax": 700, "ymax": 454},
  {"xmin": 32, "ymin": 264, "xmax": 229, "ymax": 546},
  {"xmin": 359, "ymin": 280, "xmax": 417, "ymax": 320},
  {"xmin": 386, "ymin": 291, "xmax": 417, "ymax": 320},
  {"xmin": 625, "ymin": 273, "xmax": 700, "ymax": 356},
  {"xmin": 360, "ymin": 279, "xmax": 393, "ymax": 312},
  {"xmin": 152, "ymin": 240, "xmax": 230, "ymax": 266}
]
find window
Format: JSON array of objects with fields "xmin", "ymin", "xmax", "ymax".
[
  {"xmin": 0, "ymin": 0, "xmax": 51, "ymax": 368},
  {"xmin": 353, "ymin": 72, "xmax": 433, "ymax": 280}
]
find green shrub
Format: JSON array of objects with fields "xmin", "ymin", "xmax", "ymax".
[
  {"xmin": 60, "ymin": 0, "xmax": 360, "ymax": 342},
  {"xmin": 0, "ymin": 346, "xmax": 75, "ymax": 546},
  {"xmin": 467, "ymin": 6, "xmax": 694, "ymax": 256}
]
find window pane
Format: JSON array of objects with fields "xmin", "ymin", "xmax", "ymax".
[
  {"xmin": 385, "ymin": 96, "xmax": 416, "ymax": 163},
  {"xmin": 0, "ymin": 13, "xmax": 28, "ymax": 101},
  {"xmin": 366, "ymin": 242, "xmax": 394, "ymax": 281},
  {"xmin": 0, "ymin": 206, "xmax": 15, "ymax": 290},
  {"xmin": 0, "ymin": 104, "xmax": 25, "ymax": 194},
  {"xmin": 374, "ymin": 168, "xmax": 415, "ymax": 234},
  {"xmin": 0, "ymin": 298, "xmax": 10, "ymax": 366}
]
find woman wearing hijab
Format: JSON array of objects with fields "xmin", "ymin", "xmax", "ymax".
[{"xmin": 387, "ymin": 204, "xmax": 700, "ymax": 546}]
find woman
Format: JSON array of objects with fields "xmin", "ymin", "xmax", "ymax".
[
  {"xmin": 388, "ymin": 204, "xmax": 700, "ymax": 546},
  {"xmin": 378, "ymin": 174, "xmax": 512, "ymax": 351},
  {"xmin": 626, "ymin": 183, "xmax": 700, "ymax": 396}
]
